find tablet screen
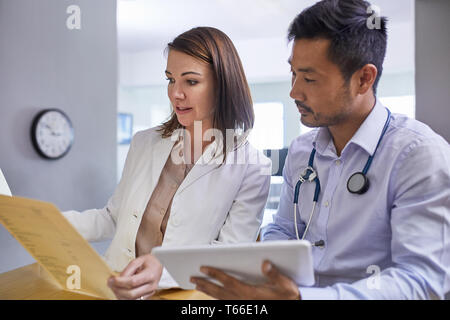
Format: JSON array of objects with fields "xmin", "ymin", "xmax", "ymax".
[{"xmin": 153, "ymin": 240, "xmax": 315, "ymax": 290}]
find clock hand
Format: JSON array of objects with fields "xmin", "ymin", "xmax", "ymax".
[
  {"xmin": 44, "ymin": 124, "xmax": 57, "ymax": 136},
  {"xmin": 45, "ymin": 123, "xmax": 63, "ymax": 136}
]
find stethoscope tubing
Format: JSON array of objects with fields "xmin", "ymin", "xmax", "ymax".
[{"xmin": 293, "ymin": 108, "xmax": 391, "ymax": 244}]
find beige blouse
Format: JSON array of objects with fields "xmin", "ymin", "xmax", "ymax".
[{"xmin": 135, "ymin": 140, "xmax": 194, "ymax": 257}]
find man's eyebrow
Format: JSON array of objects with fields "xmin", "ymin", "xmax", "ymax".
[
  {"xmin": 287, "ymin": 60, "xmax": 317, "ymax": 73},
  {"xmin": 164, "ymin": 70, "xmax": 202, "ymax": 76},
  {"xmin": 297, "ymin": 67, "xmax": 316, "ymax": 73}
]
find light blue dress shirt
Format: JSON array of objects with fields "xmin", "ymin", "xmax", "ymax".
[{"xmin": 262, "ymin": 100, "xmax": 450, "ymax": 299}]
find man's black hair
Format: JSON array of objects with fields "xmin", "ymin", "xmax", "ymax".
[{"xmin": 288, "ymin": 0, "xmax": 388, "ymax": 95}]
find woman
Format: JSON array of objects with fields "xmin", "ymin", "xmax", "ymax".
[{"xmin": 63, "ymin": 27, "xmax": 271, "ymax": 300}]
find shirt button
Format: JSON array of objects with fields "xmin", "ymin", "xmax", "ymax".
[
  {"xmin": 172, "ymin": 217, "xmax": 180, "ymax": 226},
  {"xmin": 324, "ymin": 201, "xmax": 329, "ymax": 207},
  {"xmin": 335, "ymin": 160, "xmax": 341, "ymax": 165}
]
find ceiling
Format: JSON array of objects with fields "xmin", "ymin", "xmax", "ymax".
[{"xmin": 117, "ymin": 0, "xmax": 415, "ymax": 53}]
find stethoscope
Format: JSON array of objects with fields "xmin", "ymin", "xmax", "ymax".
[{"xmin": 293, "ymin": 108, "xmax": 392, "ymax": 247}]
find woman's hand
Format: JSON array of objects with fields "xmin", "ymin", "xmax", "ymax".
[{"xmin": 107, "ymin": 253, "xmax": 163, "ymax": 300}]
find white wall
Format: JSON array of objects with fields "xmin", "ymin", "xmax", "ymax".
[
  {"xmin": 0, "ymin": 0, "xmax": 117, "ymax": 273},
  {"xmin": 415, "ymin": 0, "xmax": 450, "ymax": 142},
  {"xmin": 119, "ymin": 36, "xmax": 292, "ymax": 86},
  {"xmin": 119, "ymin": 21, "xmax": 415, "ymax": 87}
]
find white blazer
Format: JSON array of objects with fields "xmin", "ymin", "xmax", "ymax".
[{"xmin": 63, "ymin": 127, "xmax": 271, "ymax": 272}]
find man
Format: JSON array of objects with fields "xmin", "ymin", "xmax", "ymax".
[{"xmin": 190, "ymin": 0, "xmax": 450, "ymax": 299}]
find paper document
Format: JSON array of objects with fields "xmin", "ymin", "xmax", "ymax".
[
  {"xmin": 0, "ymin": 195, "xmax": 116, "ymax": 299},
  {"xmin": 0, "ymin": 169, "xmax": 11, "ymax": 196},
  {"xmin": 159, "ymin": 267, "xmax": 181, "ymax": 289}
]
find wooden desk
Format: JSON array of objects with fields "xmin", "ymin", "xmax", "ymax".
[{"xmin": 0, "ymin": 263, "xmax": 213, "ymax": 300}]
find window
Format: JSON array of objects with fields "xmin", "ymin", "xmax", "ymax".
[
  {"xmin": 300, "ymin": 123, "xmax": 314, "ymax": 135},
  {"xmin": 379, "ymin": 95, "xmax": 415, "ymax": 119},
  {"xmin": 248, "ymin": 102, "xmax": 284, "ymax": 150},
  {"xmin": 117, "ymin": 113, "xmax": 133, "ymax": 145}
]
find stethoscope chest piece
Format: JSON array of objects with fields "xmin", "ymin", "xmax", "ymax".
[{"xmin": 347, "ymin": 172, "xmax": 370, "ymax": 194}]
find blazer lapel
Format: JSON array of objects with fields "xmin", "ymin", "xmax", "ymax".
[
  {"xmin": 150, "ymin": 132, "xmax": 179, "ymax": 189},
  {"xmin": 176, "ymin": 139, "xmax": 223, "ymax": 195}
]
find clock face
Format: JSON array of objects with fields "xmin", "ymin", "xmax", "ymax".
[{"xmin": 31, "ymin": 109, "xmax": 74, "ymax": 159}]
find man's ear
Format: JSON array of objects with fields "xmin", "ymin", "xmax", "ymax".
[{"xmin": 356, "ymin": 64, "xmax": 378, "ymax": 95}]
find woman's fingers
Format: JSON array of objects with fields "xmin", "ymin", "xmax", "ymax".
[
  {"xmin": 120, "ymin": 255, "xmax": 145, "ymax": 277},
  {"xmin": 107, "ymin": 254, "xmax": 164, "ymax": 299},
  {"xmin": 112, "ymin": 282, "xmax": 157, "ymax": 300}
]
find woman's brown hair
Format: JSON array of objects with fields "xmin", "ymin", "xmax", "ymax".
[{"xmin": 158, "ymin": 26, "xmax": 254, "ymax": 162}]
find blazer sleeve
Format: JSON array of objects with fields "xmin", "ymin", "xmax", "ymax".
[
  {"xmin": 261, "ymin": 151, "xmax": 306, "ymax": 241},
  {"xmin": 213, "ymin": 151, "xmax": 272, "ymax": 244},
  {"xmin": 62, "ymin": 132, "xmax": 141, "ymax": 242}
]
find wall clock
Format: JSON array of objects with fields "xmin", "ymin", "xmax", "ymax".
[{"xmin": 31, "ymin": 109, "xmax": 74, "ymax": 160}]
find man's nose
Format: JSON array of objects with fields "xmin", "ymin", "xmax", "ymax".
[{"xmin": 290, "ymin": 79, "xmax": 306, "ymax": 102}]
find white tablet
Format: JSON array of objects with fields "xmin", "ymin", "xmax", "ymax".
[{"xmin": 152, "ymin": 240, "xmax": 315, "ymax": 290}]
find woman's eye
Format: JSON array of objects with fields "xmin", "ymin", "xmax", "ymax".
[
  {"xmin": 166, "ymin": 77, "xmax": 174, "ymax": 84},
  {"xmin": 187, "ymin": 80, "xmax": 198, "ymax": 85},
  {"xmin": 304, "ymin": 78, "xmax": 316, "ymax": 83}
]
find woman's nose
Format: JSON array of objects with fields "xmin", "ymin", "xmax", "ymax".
[{"xmin": 170, "ymin": 83, "xmax": 185, "ymax": 100}]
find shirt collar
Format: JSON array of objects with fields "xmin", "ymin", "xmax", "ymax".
[
  {"xmin": 312, "ymin": 127, "xmax": 333, "ymax": 157},
  {"xmin": 313, "ymin": 99, "xmax": 388, "ymax": 157}
]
